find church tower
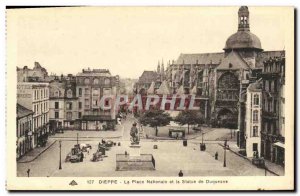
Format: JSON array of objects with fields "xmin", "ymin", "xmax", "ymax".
[
  {"xmin": 157, "ymin": 60, "xmax": 161, "ymax": 74},
  {"xmin": 238, "ymin": 6, "xmax": 250, "ymax": 31}
]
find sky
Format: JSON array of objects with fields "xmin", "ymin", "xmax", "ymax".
[{"xmin": 7, "ymin": 6, "xmax": 289, "ymax": 79}]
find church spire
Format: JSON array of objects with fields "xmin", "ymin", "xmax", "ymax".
[
  {"xmin": 157, "ymin": 60, "xmax": 161, "ymax": 74},
  {"xmin": 238, "ymin": 6, "xmax": 250, "ymax": 31}
]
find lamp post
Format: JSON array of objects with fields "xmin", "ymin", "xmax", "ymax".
[
  {"xmin": 223, "ymin": 139, "xmax": 228, "ymax": 167},
  {"xmin": 59, "ymin": 140, "xmax": 62, "ymax": 170},
  {"xmin": 77, "ymin": 133, "xmax": 79, "ymax": 145}
]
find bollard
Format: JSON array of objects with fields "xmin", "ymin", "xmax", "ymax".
[{"xmin": 183, "ymin": 140, "xmax": 187, "ymax": 146}]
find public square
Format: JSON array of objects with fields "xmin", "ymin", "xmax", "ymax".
[{"xmin": 17, "ymin": 115, "xmax": 284, "ymax": 177}]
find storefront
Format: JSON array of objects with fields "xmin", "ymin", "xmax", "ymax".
[
  {"xmin": 273, "ymin": 142, "xmax": 285, "ymax": 166},
  {"xmin": 81, "ymin": 115, "xmax": 116, "ymax": 131}
]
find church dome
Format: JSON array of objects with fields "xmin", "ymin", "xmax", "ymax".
[
  {"xmin": 224, "ymin": 31, "xmax": 262, "ymax": 51},
  {"xmin": 224, "ymin": 6, "xmax": 263, "ymax": 52}
]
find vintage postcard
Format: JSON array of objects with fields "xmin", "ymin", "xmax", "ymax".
[{"xmin": 6, "ymin": 6, "xmax": 294, "ymax": 190}]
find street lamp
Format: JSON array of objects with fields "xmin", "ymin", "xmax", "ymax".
[
  {"xmin": 59, "ymin": 140, "xmax": 62, "ymax": 170},
  {"xmin": 77, "ymin": 133, "xmax": 79, "ymax": 145},
  {"xmin": 223, "ymin": 139, "xmax": 229, "ymax": 167}
]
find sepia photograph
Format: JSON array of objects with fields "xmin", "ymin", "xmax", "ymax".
[{"xmin": 6, "ymin": 6, "xmax": 294, "ymax": 190}]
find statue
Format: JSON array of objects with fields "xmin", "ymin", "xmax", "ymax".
[{"xmin": 130, "ymin": 122, "xmax": 139, "ymax": 144}]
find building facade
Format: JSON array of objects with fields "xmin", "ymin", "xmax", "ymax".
[
  {"xmin": 261, "ymin": 56, "xmax": 285, "ymax": 165},
  {"xmin": 17, "ymin": 82, "xmax": 50, "ymax": 147},
  {"xmin": 135, "ymin": 6, "xmax": 284, "ymax": 132},
  {"xmin": 244, "ymin": 80, "xmax": 262, "ymax": 158},
  {"xmin": 76, "ymin": 68, "xmax": 119, "ymax": 130},
  {"xmin": 16, "ymin": 104, "xmax": 34, "ymax": 160}
]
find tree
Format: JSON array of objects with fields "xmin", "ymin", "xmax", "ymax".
[
  {"xmin": 139, "ymin": 109, "xmax": 172, "ymax": 136},
  {"xmin": 174, "ymin": 110, "xmax": 204, "ymax": 134}
]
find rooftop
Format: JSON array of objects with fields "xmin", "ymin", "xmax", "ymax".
[{"xmin": 17, "ymin": 104, "xmax": 33, "ymax": 119}]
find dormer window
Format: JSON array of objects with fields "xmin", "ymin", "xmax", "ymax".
[{"xmin": 93, "ymin": 78, "xmax": 99, "ymax": 85}]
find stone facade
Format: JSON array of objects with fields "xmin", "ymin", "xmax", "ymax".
[
  {"xmin": 245, "ymin": 80, "xmax": 262, "ymax": 158},
  {"xmin": 76, "ymin": 68, "xmax": 119, "ymax": 130},
  {"xmin": 17, "ymin": 82, "xmax": 50, "ymax": 147},
  {"xmin": 16, "ymin": 104, "xmax": 34, "ymax": 160},
  {"xmin": 49, "ymin": 75, "xmax": 79, "ymax": 132},
  {"xmin": 261, "ymin": 56, "xmax": 285, "ymax": 165}
]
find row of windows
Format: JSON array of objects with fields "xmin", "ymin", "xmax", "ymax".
[
  {"xmin": 54, "ymin": 89, "xmax": 73, "ymax": 98},
  {"xmin": 264, "ymin": 63, "xmax": 283, "ymax": 73},
  {"xmin": 33, "ymin": 102, "xmax": 48, "ymax": 115},
  {"xmin": 17, "ymin": 120, "xmax": 31, "ymax": 138},
  {"xmin": 54, "ymin": 99, "xmax": 110, "ymax": 111},
  {"xmin": 54, "ymin": 110, "xmax": 113, "ymax": 120},
  {"xmin": 78, "ymin": 88, "xmax": 101, "ymax": 96},
  {"xmin": 81, "ymin": 78, "xmax": 111, "ymax": 85},
  {"xmin": 263, "ymin": 98, "xmax": 278, "ymax": 113},
  {"xmin": 34, "ymin": 88, "xmax": 48, "ymax": 100},
  {"xmin": 263, "ymin": 80, "xmax": 278, "ymax": 92},
  {"xmin": 55, "ymin": 112, "xmax": 81, "ymax": 119},
  {"xmin": 262, "ymin": 121, "xmax": 279, "ymax": 135},
  {"xmin": 33, "ymin": 114, "xmax": 48, "ymax": 129}
]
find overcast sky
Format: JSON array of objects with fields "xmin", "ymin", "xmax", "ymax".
[{"xmin": 7, "ymin": 7, "xmax": 289, "ymax": 79}]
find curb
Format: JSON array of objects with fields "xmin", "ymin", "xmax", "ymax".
[
  {"xmin": 18, "ymin": 140, "xmax": 57, "ymax": 163},
  {"xmin": 218, "ymin": 143, "xmax": 280, "ymax": 176}
]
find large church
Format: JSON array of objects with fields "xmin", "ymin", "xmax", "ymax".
[{"xmin": 135, "ymin": 6, "xmax": 284, "ymax": 131}]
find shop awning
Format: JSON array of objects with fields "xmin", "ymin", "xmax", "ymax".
[{"xmin": 274, "ymin": 142, "xmax": 285, "ymax": 149}]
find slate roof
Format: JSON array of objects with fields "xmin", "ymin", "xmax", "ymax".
[
  {"xmin": 137, "ymin": 71, "xmax": 158, "ymax": 84},
  {"xmin": 224, "ymin": 31, "xmax": 262, "ymax": 51},
  {"xmin": 175, "ymin": 53, "xmax": 223, "ymax": 65},
  {"xmin": 17, "ymin": 104, "xmax": 33, "ymax": 119},
  {"xmin": 216, "ymin": 51, "xmax": 250, "ymax": 70}
]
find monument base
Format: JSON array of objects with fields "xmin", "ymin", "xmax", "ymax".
[
  {"xmin": 129, "ymin": 144, "xmax": 141, "ymax": 157},
  {"xmin": 116, "ymin": 154, "xmax": 155, "ymax": 171}
]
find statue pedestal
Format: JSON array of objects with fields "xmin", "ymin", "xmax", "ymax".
[{"xmin": 129, "ymin": 145, "xmax": 141, "ymax": 157}]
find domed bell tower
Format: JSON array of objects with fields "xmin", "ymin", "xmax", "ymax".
[{"xmin": 238, "ymin": 6, "xmax": 250, "ymax": 31}]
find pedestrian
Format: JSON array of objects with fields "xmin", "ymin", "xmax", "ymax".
[
  {"xmin": 178, "ymin": 170, "xmax": 183, "ymax": 177},
  {"xmin": 215, "ymin": 152, "xmax": 218, "ymax": 160},
  {"xmin": 87, "ymin": 149, "xmax": 89, "ymax": 155},
  {"xmin": 80, "ymin": 152, "xmax": 84, "ymax": 162},
  {"xmin": 27, "ymin": 169, "xmax": 30, "ymax": 177}
]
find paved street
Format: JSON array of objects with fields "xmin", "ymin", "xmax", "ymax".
[{"xmin": 17, "ymin": 115, "xmax": 284, "ymax": 177}]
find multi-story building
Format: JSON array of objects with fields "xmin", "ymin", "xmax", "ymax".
[
  {"xmin": 76, "ymin": 68, "xmax": 119, "ymax": 130},
  {"xmin": 49, "ymin": 75, "xmax": 79, "ymax": 131},
  {"xmin": 17, "ymin": 82, "xmax": 50, "ymax": 147},
  {"xmin": 16, "ymin": 104, "xmax": 33, "ymax": 160},
  {"xmin": 244, "ymin": 80, "xmax": 262, "ymax": 157},
  {"xmin": 261, "ymin": 56, "xmax": 285, "ymax": 166}
]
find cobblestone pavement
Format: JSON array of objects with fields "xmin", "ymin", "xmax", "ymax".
[{"xmin": 17, "ymin": 115, "xmax": 284, "ymax": 177}]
